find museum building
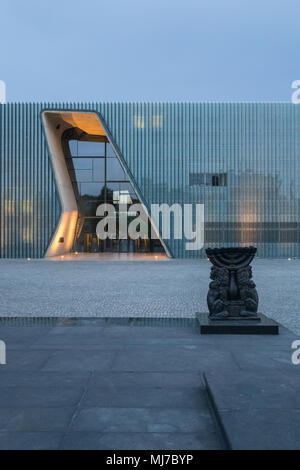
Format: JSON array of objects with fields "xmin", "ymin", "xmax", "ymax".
[{"xmin": 0, "ymin": 102, "xmax": 299, "ymax": 258}]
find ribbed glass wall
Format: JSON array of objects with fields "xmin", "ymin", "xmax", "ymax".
[
  {"xmin": 0, "ymin": 104, "xmax": 61, "ymax": 258},
  {"xmin": 1, "ymin": 102, "xmax": 300, "ymax": 258}
]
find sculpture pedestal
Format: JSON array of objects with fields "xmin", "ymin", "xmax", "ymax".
[{"xmin": 196, "ymin": 312, "xmax": 279, "ymax": 335}]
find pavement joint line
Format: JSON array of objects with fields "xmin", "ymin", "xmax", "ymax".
[
  {"xmin": 58, "ymin": 370, "xmax": 94, "ymax": 450},
  {"xmin": 228, "ymin": 351, "xmax": 243, "ymax": 371},
  {"xmin": 203, "ymin": 373, "xmax": 231, "ymax": 450}
]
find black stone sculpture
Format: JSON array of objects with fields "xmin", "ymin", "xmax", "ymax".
[{"xmin": 206, "ymin": 246, "xmax": 260, "ymax": 321}]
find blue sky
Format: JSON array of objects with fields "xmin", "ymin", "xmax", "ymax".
[{"xmin": 0, "ymin": 0, "xmax": 299, "ymax": 102}]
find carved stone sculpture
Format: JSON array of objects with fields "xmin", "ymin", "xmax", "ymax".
[{"xmin": 206, "ymin": 246, "xmax": 259, "ymax": 320}]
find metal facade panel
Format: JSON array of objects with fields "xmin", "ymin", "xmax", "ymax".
[{"xmin": 1, "ymin": 102, "xmax": 300, "ymax": 258}]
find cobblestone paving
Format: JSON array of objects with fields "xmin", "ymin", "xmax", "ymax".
[{"xmin": 0, "ymin": 258, "xmax": 299, "ymax": 334}]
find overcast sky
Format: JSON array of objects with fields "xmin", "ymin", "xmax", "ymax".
[{"xmin": 0, "ymin": 0, "xmax": 299, "ymax": 102}]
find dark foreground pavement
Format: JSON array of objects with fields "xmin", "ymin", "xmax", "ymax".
[{"xmin": 0, "ymin": 318, "xmax": 298, "ymax": 450}]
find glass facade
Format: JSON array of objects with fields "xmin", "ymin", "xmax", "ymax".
[
  {"xmin": 64, "ymin": 136, "xmax": 163, "ymax": 254},
  {"xmin": 1, "ymin": 102, "xmax": 300, "ymax": 258},
  {"xmin": 0, "ymin": 104, "xmax": 61, "ymax": 258}
]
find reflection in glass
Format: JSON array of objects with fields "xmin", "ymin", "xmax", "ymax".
[
  {"xmin": 106, "ymin": 143, "xmax": 115, "ymax": 157},
  {"xmin": 72, "ymin": 158, "xmax": 93, "ymax": 170},
  {"xmin": 70, "ymin": 170, "xmax": 93, "ymax": 183},
  {"xmin": 80, "ymin": 183, "xmax": 105, "ymax": 198},
  {"xmin": 113, "ymin": 190, "xmax": 132, "ymax": 205},
  {"xmin": 93, "ymin": 159, "xmax": 105, "ymax": 182},
  {"xmin": 77, "ymin": 141, "xmax": 105, "ymax": 157},
  {"xmin": 106, "ymin": 158, "xmax": 127, "ymax": 181}
]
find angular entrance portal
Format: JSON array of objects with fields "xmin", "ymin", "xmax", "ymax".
[{"xmin": 42, "ymin": 111, "xmax": 166, "ymax": 257}]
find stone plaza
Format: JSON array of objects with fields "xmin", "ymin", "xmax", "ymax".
[{"xmin": 0, "ymin": 257, "xmax": 299, "ymax": 449}]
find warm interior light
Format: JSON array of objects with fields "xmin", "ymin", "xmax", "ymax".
[
  {"xmin": 22, "ymin": 227, "xmax": 33, "ymax": 242},
  {"xmin": 59, "ymin": 113, "xmax": 106, "ymax": 136},
  {"xmin": 22, "ymin": 200, "xmax": 33, "ymax": 214},
  {"xmin": 133, "ymin": 115, "xmax": 144, "ymax": 129},
  {"xmin": 4, "ymin": 200, "xmax": 15, "ymax": 214}
]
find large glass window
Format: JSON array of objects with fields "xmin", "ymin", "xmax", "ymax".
[{"xmin": 64, "ymin": 135, "xmax": 164, "ymax": 254}]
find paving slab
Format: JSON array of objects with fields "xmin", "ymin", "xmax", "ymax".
[
  {"xmin": 204, "ymin": 369, "xmax": 300, "ymax": 450},
  {"xmin": 4, "ymin": 350, "xmax": 53, "ymax": 371},
  {"xmin": 89, "ymin": 371, "xmax": 203, "ymax": 388},
  {"xmin": 0, "ymin": 407, "xmax": 74, "ymax": 432},
  {"xmin": 61, "ymin": 431, "xmax": 221, "ymax": 450},
  {"xmin": 111, "ymin": 348, "xmax": 238, "ymax": 372},
  {"xmin": 0, "ymin": 431, "xmax": 63, "ymax": 450},
  {"xmin": 41, "ymin": 350, "xmax": 117, "ymax": 371},
  {"xmin": 216, "ymin": 409, "xmax": 300, "ymax": 450},
  {"xmin": 81, "ymin": 387, "xmax": 206, "ymax": 409},
  {"xmin": 70, "ymin": 407, "xmax": 213, "ymax": 433},
  {"xmin": 0, "ymin": 371, "xmax": 90, "ymax": 388},
  {"xmin": 0, "ymin": 387, "xmax": 85, "ymax": 408}
]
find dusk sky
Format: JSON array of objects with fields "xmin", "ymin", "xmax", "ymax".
[{"xmin": 0, "ymin": 0, "xmax": 299, "ymax": 102}]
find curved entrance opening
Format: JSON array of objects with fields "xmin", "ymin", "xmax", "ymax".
[{"xmin": 42, "ymin": 111, "xmax": 167, "ymax": 258}]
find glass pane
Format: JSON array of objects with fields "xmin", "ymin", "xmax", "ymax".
[
  {"xmin": 70, "ymin": 169, "xmax": 93, "ymax": 183},
  {"xmin": 80, "ymin": 183, "xmax": 105, "ymax": 198},
  {"xmin": 72, "ymin": 158, "xmax": 93, "ymax": 170},
  {"xmin": 77, "ymin": 141, "xmax": 105, "ymax": 156},
  {"xmin": 69, "ymin": 140, "xmax": 78, "ymax": 157},
  {"xmin": 106, "ymin": 143, "xmax": 115, "ymax": 157},
  {"xmin": 93, "ymin": 159, "xmax": 105, "ymax": 182},
  {"xmin": 79, "ymin": 199, "xmax": 103, "ymax": 217},
  {"xmin": 119, "ymin": 182, "xmax": 139, "ymax": 201},
  {"xmin": 106, "ymin": 158, "xmax": 127, "ymax": 181}
]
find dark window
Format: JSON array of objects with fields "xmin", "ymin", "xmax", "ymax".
[
  {"xmin": 212, "ymin": 175, "xmax": 219, "ymax": 186},
  {"xmin": 189, "ymin": 172, "xmax": 227, "ymax": 187}
]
